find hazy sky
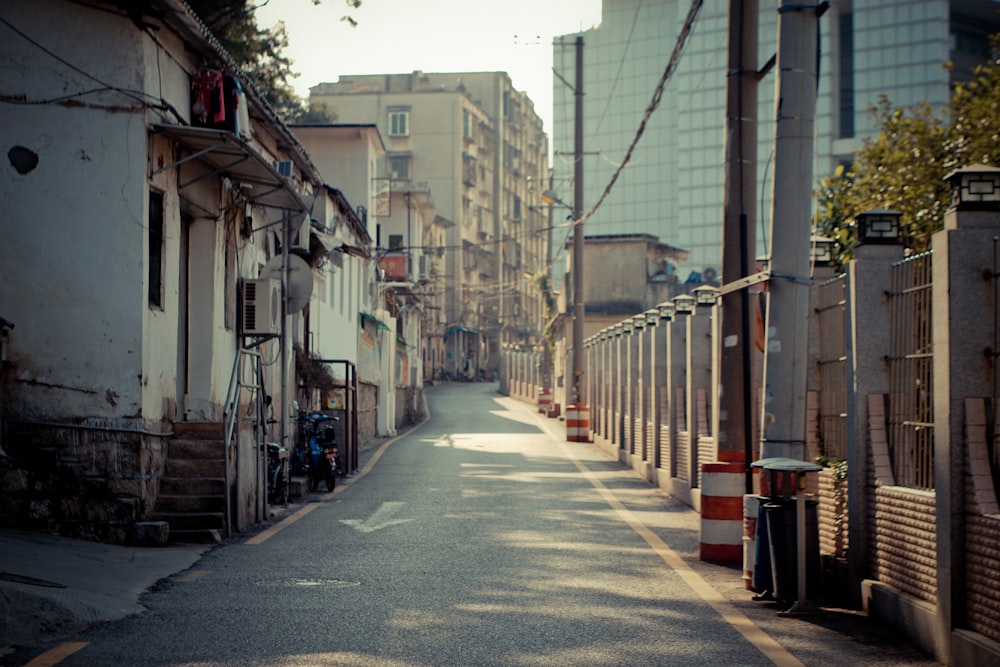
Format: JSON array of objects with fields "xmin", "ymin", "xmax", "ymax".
[{"xmin": 254, "ymin": 0, "xmax": 603, "ymax": 133}]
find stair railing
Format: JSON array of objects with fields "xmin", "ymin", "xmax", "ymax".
[{"xmin": 223, "ymin": 346, "xmax": 263, "ymax": 538}]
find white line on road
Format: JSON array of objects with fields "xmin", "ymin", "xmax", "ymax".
[{"xmin": 340, "ymin": 501, "xmax": 413, "ymax": 533}]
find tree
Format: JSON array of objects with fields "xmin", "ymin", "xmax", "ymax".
[
  {"xmin": 848, "ymin": 97, "xmax": 950, "ymax": 253},
  {"xmin": 948, "ymin": 34, "xmax": 1000, "ymax": 169},
  {"xmin": 813, "ymin": 98, "xmax": 949, "ymax": 267},
  {"xmin": 185, "ymin": 1, "xmax": 349, "ymax": 123},
  {"xmin": 814, "ymin": 165, "xmax": 857, "ymax": 271},
  {"xmin": 184, "ymin": 1, "xmax": 303, "ymax": 119},
  {"xmin": 814, "ymin": 33, "xmax": 1000, "ymax": 266}
]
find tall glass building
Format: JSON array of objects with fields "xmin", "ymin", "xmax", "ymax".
[{"xmin": 552, "ymin": 0, "xmax": 1000, "ymax": 280}]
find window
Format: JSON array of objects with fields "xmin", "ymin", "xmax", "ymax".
[
  {"xmin": 463, "ymin": 111, "xmax": 476, "ymax": 140},
  {"xmin": 837, "ymin": 11, "xmax": 855, "ymax": 139},
  {"xmin": 389, "ymin": 154, "xmax": 411, "ymax": 180},
  {"xmin": 388, "ymin": 110, "xmax": 409, "ymax": 136},
  {"xmin": 148, "ymin": 190, "xmax": 164, "ymax": 308},
  {"xmin": 389, "ymin": 234, "xmax": 404, "ymax": 250}
]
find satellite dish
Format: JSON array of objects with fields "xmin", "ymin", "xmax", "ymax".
[{"xmin": 262, "ymin": 254, "xmax": 314, "ymax": 314}]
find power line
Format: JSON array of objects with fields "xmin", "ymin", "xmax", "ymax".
[
  {"xmin": 590, "ymin": 0, "xmax": 645, "ymax": 144},
  {"xmin": 577, "ymin": 0, "xmax": 705, "ymax": 228}
]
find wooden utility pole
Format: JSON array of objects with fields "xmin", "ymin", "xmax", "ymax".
[
  {"xmin": 760, "ymin": 0, "xmax": 822, "ymax": 460},
  {"xmin": 718, "ymin": 0, "xmax": 759, "ymax": 480}
]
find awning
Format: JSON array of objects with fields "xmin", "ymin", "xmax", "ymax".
[
  {"xmin": 150, "ymin": 124, "xmax": 306, "ymax": 212},
  {"xmin": 445, "ymin": 325, "xmax": 479, "ymax": 336},
  {"xmin": 359, "ymin": 312, "xmax": 390, "ymax": 331}
]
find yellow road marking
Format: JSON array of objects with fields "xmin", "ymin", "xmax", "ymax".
[
  {"xmin": 24, "ymin": 641, "xmax": 88, "ymax": 666},
  {"xmin": 539, "ymin": 417, "xmax": 805, "ymax": 667},
  {"xmin": 176, "ymin": 569, "xmax": 210, "ymax": 582},
  {"xmin": 245, "ymin": 502, "xmax": 321, "ymax": 545}
]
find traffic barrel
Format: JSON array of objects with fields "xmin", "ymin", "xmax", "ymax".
[
  {"xmin": 537, "ymin": 387, "xmax": 552, "ymax": 414},
  {"xmin": 699, "ymin": 462, "xmax": 745, "ymax": 563},
  {"xmin": 566, "ymin": 403, "xmax": 590, "ymax": 442}
]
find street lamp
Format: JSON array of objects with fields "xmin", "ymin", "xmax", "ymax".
[
  {"xmin": 693, "ymin": 285, "xmax": 718, "ymax": 308},
  {"xmin": 645, "ymin": 309, "xmax": 659, "ymax": 326},
  {"xmin": 810, "ymin": 235, "xmax": 836, "ymax": 265},
  {"xmin": 674, "ymin": 293, "xmax": 695, "ymax": 314},
  {"xmin": 657, "ymin": 300, "xmax": 676, "ymax": 320},
  {"xmin": 632, "ymin": 314, "xmax": 646, "ymax": 330},
  {"xmin": 946, "ymin": 164, "xmax": 1000, "ymax": 210},
  {"xmin": 856, "ymin": 209, "xmax": 901, "ymax": 245}
]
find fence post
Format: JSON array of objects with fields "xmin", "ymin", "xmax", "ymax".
[
  {"xmin": 931, "ymin": 166, "xmax": 1000, "ymax": 663},
  {"xmin": 845, "ymin": 228, "xmax": 903, "ymax": 608}
]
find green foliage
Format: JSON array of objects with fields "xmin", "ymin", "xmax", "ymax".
[
  {"xmin": 814, "ymin": 165, "xmax": 857, "ymax": 272},
  {"xmin": 948, "ymin": 34, "xmax": 1000, "ymax": 168},
  {"xmin": 815, "ymin": 39, "xmax": 1000, "ymax": 266},
  {"xmin": 185, "ymin": 1, "xmax": 306, "ymax": 120},
  {"xmin": 533, "ymin": 272, "xmax": 557, "ymax": 372},
  {"xmin": 851, "ymin": 97, "xmax": 950, "ymax": 253},
  {"xmin": 185, "ymin": 1, "xmax": 350, "ymax": 123},
  {"xmin": 814, "ymin": 97, "xmax": 949, "ymax": 266}
]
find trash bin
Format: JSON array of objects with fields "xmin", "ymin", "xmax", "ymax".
[
  {"xmin": 752, "ymin": 498, "xmax": 773, "ymax": 594},
  {"xmin": 751, "ymin": 457, "xmax": 823, "ymax": 606},
  {"xmin": 765, "ymin": 498, "xmax": 820, "ymax": 605}
]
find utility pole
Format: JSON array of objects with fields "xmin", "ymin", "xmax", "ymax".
[
  {"xmin": 760, "ymin": 0, "xmax": 822, "ymax": 460},
  {"xmin": 718, "ymin": 0, "xmax": 758, "ymax": 479},
  {"xmin": 571, "ymin": 35, "xmax": 585, "ymax": 406}
]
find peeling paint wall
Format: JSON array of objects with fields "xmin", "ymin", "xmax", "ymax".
[{"xmin": 0, "ymin": 2, "xmax": 148, "ymax": 422}]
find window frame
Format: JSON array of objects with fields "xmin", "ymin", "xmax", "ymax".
[
  {"xmin": 388, "ymin": 109, "xmax": 410, "ymax": 137},
  {"xmin": 148, "ymin": 189, "xmax": 165, "ymax": 309}
]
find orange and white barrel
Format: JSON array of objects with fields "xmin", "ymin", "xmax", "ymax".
[
  {"xmin": 699, "ymin": 462, "xmax": 745, "ymax": 563},
  {"xmin": 537, "ymin": 388, "xmax": 552, "ymax": 414},
  {"xmin": 566, "ymin": 403, "xmax": 590, "ymax": 442}
]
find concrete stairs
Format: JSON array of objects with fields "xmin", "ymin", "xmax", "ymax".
[{"xmin": 153, "ymin": 422, "xmax": 227, "ymax": 544}]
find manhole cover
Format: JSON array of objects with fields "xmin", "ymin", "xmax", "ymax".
[{"xmin": 0, "ymin": 571, "xmax": 67, "ymax": 588}]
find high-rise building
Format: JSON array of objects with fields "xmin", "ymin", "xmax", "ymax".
[
  {"xmin": 310, "ymin": 72, "xmax": 551, "ymax": 378},
  {"xmin": 553, "ymin": 0, "xmax": 1000, "ymax": 280}
]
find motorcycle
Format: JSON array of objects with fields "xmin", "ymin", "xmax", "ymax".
[{"xmin": 297, "ymin": 412, "xmax": 340, "ymax": 492}]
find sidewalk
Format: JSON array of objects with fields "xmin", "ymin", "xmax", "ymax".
[
  {"xmin": 0, "ymin": 433, "xmax": 393, "ymax": 654},
  {"xmin": 0, "ymin": 528, "xmax": 208, "ymax": 650}
]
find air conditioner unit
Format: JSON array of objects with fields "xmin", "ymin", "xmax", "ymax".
[
  {"xmin": 276, "ymin": 160, "xmax": 293, "ymax": 178},
  {"xmin": 241, "ymin": 278, "xmax": 281, "ymax": 336}
]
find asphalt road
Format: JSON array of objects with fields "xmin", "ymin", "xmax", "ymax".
[{"xmin": 7, "ymin": 383, "xmax": 939, "ymax": 666}]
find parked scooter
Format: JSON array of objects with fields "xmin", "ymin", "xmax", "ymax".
[{"xmin": 296, "ymin": 412, "xmax": 340, "ymax": 492}]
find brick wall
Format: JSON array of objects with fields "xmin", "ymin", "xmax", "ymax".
[
  {"xmin": 870, "ymin": 486, "xmax": 937, "ymax": 603},
  {"xmin": 867, "ymin": 394, "xmax": 937, "ymax": 604},
  {"xmin": 964, "ymin": 398, "xmax": 1000, "ymax": 642}
]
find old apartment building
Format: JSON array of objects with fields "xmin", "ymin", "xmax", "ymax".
[{"xmin": 310, "ymin": 72, "xmax": 551, "ymax": 379}]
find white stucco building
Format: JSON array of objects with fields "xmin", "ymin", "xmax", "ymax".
[{"xmin": 0, "ymin": 0, "xmax": 382, "ymax": 541}]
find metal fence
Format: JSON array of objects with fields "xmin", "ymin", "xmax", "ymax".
[
  {"xmin": 887, "ymin": 251, "xmax": 935, "ymax": 490},
  {"xmin": 816, "ymin": 275, "xmax": 847, "ymax": 461}
]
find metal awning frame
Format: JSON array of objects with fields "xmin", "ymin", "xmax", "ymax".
[{"xmin": 150, "ymin": 124, "xmax": 306, "ymax": 213}]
